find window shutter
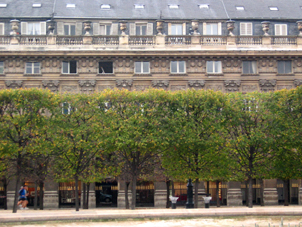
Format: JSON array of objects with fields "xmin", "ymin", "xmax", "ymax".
[
  {"xmin": 281, "ymin": 24, "xmax": 287, "ymax": 35},
  {"xmin": 57, "ymin": 22, "xmax": 64, "ymax": 35},
  {"xmin": 146, "ymin": 23, "xmax": 153, "ymax": 35},
  {"xmin": 21, "ymin": 22, "xmax": 28, "ymax": 35},
  {"xmin": 203, "ymin": 22, "xmax": 207, "ymax": 35},
  {"xmin": 111, "ymin": 23, "xmax": 118, "ymax": 35},
  {"xmin": 217, "ymin": 22, "xmax": 222, "ymax": 35},
  {"xmin": 275, "ymin": 24, "xmax": 281, "ymax": 36},
  {"xmin": 240, "ymin": 23, "xmax": 246, "ymax": 35},
  {"xmin": 182, "ymin": 23, "xmax": 186, "ymax": 35},
  {"xmin": 246, "ymin": 23, "xmax": 252, "ymax": 35},
  {"xmin": 0, "ymin": 23, "xmax": 4, "ymax": 35},
  {"xmin": 168, "ymin": 23, "xmax": 171, "ymax": 35},
  {"xmin": 40, "ymin": 22, "xmax": 46, "ymax": 35},
  {"xmin": 75, "ymin": 22, "xmax": 82, "ymax": 35},
  {"xmin": 93, "ymin": 23, "xmax": 99, "ymax": 35},
  {"xmin": 129, "ymin": 23, "xmax": 135, "ymax": 36}
]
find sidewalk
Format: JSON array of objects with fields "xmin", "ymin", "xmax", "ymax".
[{"xmin": 0, "ymin": 206, "xmax": 302, "ymax": 223}]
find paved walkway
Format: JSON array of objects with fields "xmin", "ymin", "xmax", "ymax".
[{"xmin": 0, "ymin": 206, "xmax": 302, "ymax": 223}]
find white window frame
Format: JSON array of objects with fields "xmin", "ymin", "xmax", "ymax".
[
  {"xmin": 62, "ymin": 102, "xmax": 71, "ymax": 114},
  {"xmin": 99, "ymin": 24, "xmax": 111, "ymax": 35},
  {"xmin": 99, "ymin": 61, "xmax": 114, "ymax": 74},
  {"xmin": 242, "ymin": 61, "xmax": 257, "ymax": 74},
  {"xmin": 203, "ymin": 22, "xmax": 221, "ymax": 35},
  {"xmin": 135, "ymin": 62, "xmax": 150, "ymax": 74},
  {"xmin": 240, "ymin": 23, "xmax": 253, "ymax": 36},
  {"xmin": 278, "ymin": 61, "xmax": 292, "ymax": 74},
  {"xmin": 206, "ymin": 23, "xmax": 218, "ymax": 35},
  {"xmin": 62, "ymin": 61, "xmax": 77, "ymax": 74},
  {"xmin": 0, "ymin": 61, "xmax": 4, "ymax": 74},
  {"xmin": 21, "ymin": 22, "xmax": 46, "ymax": 35},
  {"xmin": 170, "ymin": 24, "xmax": 183, "ymax": 35},
  {"xmin": 275, "ymin": 24, "xmax": 287, "ymax": 36},
  {"xmin": 64, "ymin": 24, "xmax": 76, "ymax": 36},
  {"xmin": 206, "ymin": 61, "xmax": 222, "ymax": 74},
  {"xmin": 136, "ymin": 24, "xmax": 147, "ymax": 35},
  {"xmin": 170, "ymin": 61, "xmax": 186, "ymax": 73},
  {"xmin": 25, "ymin": 62, "xmax": 40, "ymax": 74}
]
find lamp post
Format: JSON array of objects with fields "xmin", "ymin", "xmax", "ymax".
[{"xmin": 186, "ymin": 179, "xmax": 194, "ymax": 208}]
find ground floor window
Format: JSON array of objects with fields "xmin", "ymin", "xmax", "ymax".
[
  {"xmin": 23, "ymin": 181, "xmax": 44, "ymax": 207},
  {"xmin": 59, "ymin": 182, "xmax": 81, "ymax": 207},
  {"xmin": 136, "ymin": 181, "xmax": 154, "ymax": 207},
  {"xmin": 95, "ymin": 180, "xmax": 118, "ymax": 207}
]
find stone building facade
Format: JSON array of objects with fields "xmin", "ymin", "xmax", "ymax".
[{"xmin": 1, "ymin": 0, "xmax": 302, "ymax": 209}]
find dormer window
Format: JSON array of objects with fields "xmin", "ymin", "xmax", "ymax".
[
  {"xmin": 134, "ymin": 4, "xmax": 144, "ymax": 9},
  {"xmin": 101, "ymin": 4, "xmax": 111, "ymax": 9},
  {"xmin": 198, "ymin": 4, "xmax": 209, "ymax": 9},
  {"xmin": 236, "ymin": 6, "xmax": 244, "ymax": 10},
  {"xmin": 269, "ymin": 6, "xmax": 278, "ymax": 11},
  {"xmin": 0, "ymin": 3, "xmax": 7, "ymax": 8},
  {"xmin": 169, "ymin": 4, "xmax": 179, "ymax": 9},
  {"xmin": 66, "ymin": 3, "xmax": 75, "ymax": 8},
  {"xmin": 32, "ymin": 3, "xmax": 41, "ymax": 8}
]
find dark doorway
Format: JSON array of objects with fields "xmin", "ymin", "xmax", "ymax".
[
  {"xmin": 59, "ymin": 182, "xmax": 81, "ymax": 208},
  {"xmin": 95, "ymin": 180, "xmax": 117, "ymax": 207},
  {"xmin": 136, "ymin": 181, "xmax": 154, "ymax": 207}
]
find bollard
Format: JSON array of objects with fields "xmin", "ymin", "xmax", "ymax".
[{"xmin": 169, "ymin": 196, "xmax": 179, "ymax": 209}]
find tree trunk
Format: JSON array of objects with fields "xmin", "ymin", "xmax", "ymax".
[
  {"xmin": 131, "ymin": 176, "xmax": 137, "ymax": 210},
  {"xmin": 245, "ymin": 181, "xmax": 248, "ymax": 207},
  {"xmin": 260, "ymin": 179, "xmax": 264, "ymax": 206},
  {"xmin": 171, "ymin": 180, "xmax": 175, "ymax": 196},
  {"xmin": 83, "ymin": 183, "xmax": 86, "ymax": 209},
  {"xmin": 34, "ymin": 181, "xmax": 38, "ymax": 210},
  {"xmin": 12, "ymin": 175, "xmax": 21, "ymax": 213},
  {"xmin": 216, "ymin": 181, "xmax": 220, "ymax": 207},
  {"xmin": 248, "ymin": 177, "xmax": 253, "ymax": 208},
  {"xmin": 125, "ymin": 181, "xmax": 130, "ymax": 209},
  {"xmin": 39, "ymin": 181, "xmax": 44, "ymax": 210},
  {"xmin": 166, "ymin": 180, "xmax": 170, "ymax": 208},
  {"xmin": 86, "ymin": 183, "xmax": 90, "ymax": 209},
  {"xmin": 194, "ymin": 178, "xmax": 199, "ymax": 208},
  {"xmin": 284, "ymin": 179, "xmax": 289, "ymax": 206},
  {"xmin": 206, "ymin": 181, "xmax": 210, "ymax": 195},
  {"xmin": 3, "ymin": 177, "xmax": 7, "ymax": 210},
  {"xmin": 75, "ymin": 176, "xmax": 79, "ymax": 211}
]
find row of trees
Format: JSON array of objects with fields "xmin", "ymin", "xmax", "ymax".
[{"xmin": 0, "ymin": 87, "xmax": 301, "ymax": 213}]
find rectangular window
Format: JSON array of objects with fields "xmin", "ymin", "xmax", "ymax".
[
  {"xmin": 171, "ymin": 61, "xmax": 185, "ymax": 73},
  {"xmin": 25, "ymin": 62, "xmax": 40, "ymax": 74},
  {"xmin": 0, "ymin": 61, "xmax": 4, "ymax": 74},
  {"xmin": 0, "ymin": 23, "xmax": 4, "ymax": 35},
  {"xmin": 278, "ymin": 61, "xmax": 292, "ymax": 74},
  {"xmin": 136, "ymin": 24, "xmax": 147, "ymax": 35},
  {"xmin": 171, "ymin": 24, "xmax": 183, "ymax": 35},
  {"xmin": 62, "ymin": 102, "xmax": 71, "ymax": 114},
  {"xmin": 28, "ymin": 22, "xmax": 41, "ymax": 35},
  {"xmin": 240, "ymin": 23, "xmax": 253, "ymax": 35},
  {"xmin": 64, "ymin": 24, "xmax": 76, "ymax": 35},
  {"xmin": 99, "ymin": 62, "xmax": 113, "ymax": 74},
  {"xmin": 62, "ymin": 61, "xmax": 77, "ymax": 74},
  {"xmin": 275, "ymin": 24, "xmax": 287, "ymax": 36},
  {"xmin": 242, "ymin": 61, "xmax": 257, "ymax": 74},
  {"xmin": 135, "ymin": 62, "xmax": 150, "ymax": 74},
  {"xmin": 99, "ymin": 24, "xmax": 111, "ymax": 35},
  {"xmin": 206, "ymin": 23, "xmax": 218, "ymax": 35},
  {"xmin": 207, "ymin": 61, "xmax": 222, "ymax": 73}
]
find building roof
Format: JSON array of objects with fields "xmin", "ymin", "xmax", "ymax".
[{"xmin": 0, "ymin": 0, "xmax": 300, "ymax": 20}]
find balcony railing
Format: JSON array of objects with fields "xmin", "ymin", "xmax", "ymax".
[
  {"xmin": 129, "ymin": 36, "xmax": 155, "ymax": 45},
  {"xmin": 20, "ymin": 36, "xmax": 47, "ymax": 45},
  {"xmin": 236, "ymin": 36, "xmax": 262, "ymax": 45},
  {"xmin": 0, "ymin": 35, "xmax": 301, "ymax": 47},
  {"xmin": 271, "ymin": 36, "xmax": 297, "ymax": 45},
  {"xmin": 201, "ymin": 36, "xmax": 227, "ymax": 45},
  {"xmin": 165, "ymin": 36, "xmax": 191, "ymax": 45},
  {"xmin": 0, "ymin": 36, "xmax": 11, "ymax": 44},
  {"xmin": 56, "ymin": 36, "xmax": 83, "ymax": 45},
  {"xmin": 92, "ymin": 36, "xmax": 119, "ymax": 45}
]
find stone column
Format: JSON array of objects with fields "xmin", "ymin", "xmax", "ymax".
[
  {"xmin": 297, "ymin": 21, "xmax": 302, "ymax": 36},
  {"xmin": 226, "ymin": 20, "xmax": 235, "ymax": 36},
  {"xmin": 298, "ymin": 179, "xmax": 302, "ymax": 205},
  {"xmin": 197, "ymin": 181, "xmax": 206, "ymax": 208},
  {"xmin": 261, "ymin": 21, "xmax": 270, "ymax": 36},
  {"xmin": 227, "ymin": 181, "xmax": 242, "ymax": 206},
  {"xmin": 154, "ymin": 182, "xmax": 166, "ymax": 208},
  {"xmin": 263, "ymin": 179, "xmax": 278, "ymax": 205},
  {"xmin": 10, "ymin": 19, "xmax": 20, "ymax": 45},
  {"xmin": 81, "ymin": 183, "xmax": 96, "ymax": 209},
  {"xmin": 44, "ymin": 180, "xmax": 59, "ymax": 209},
  {"xmin": 117, "ymin": 181, "xmax": 132, "ymax": 208},
  {"xmin": 6, "ymin": 178, "xmax": 17, "ymax": 209}
]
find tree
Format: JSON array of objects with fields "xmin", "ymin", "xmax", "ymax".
[
  {"xmin": 161, "ymin": 89, "xmax": 229, "ymax": 208},
  {"xmin": 102, "ymin": 89, "xmax": 165, "ymax": 210},
  {"xmin": 50, "ymin": 93, "xmax": 114, "ymax": 211},
  {"xmin": 0, "ymin": 89, "xmax": 54, "ymax": 213},
  {"xmin": 223, "ymin": 92, "xmax": 279, "ymax": 208}
]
